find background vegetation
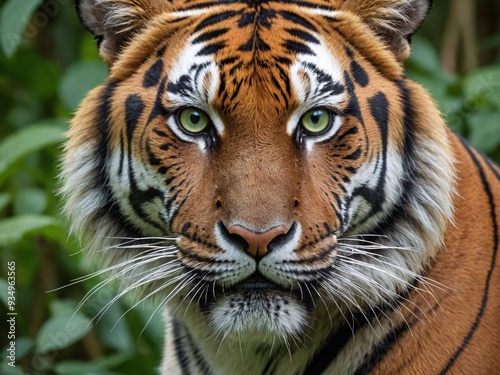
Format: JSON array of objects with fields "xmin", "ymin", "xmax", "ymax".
[{"xmin": 1, "ymin": 0, "xmax": 499, "ymax": 374}]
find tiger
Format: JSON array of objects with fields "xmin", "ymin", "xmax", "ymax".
[{"xmin": 61, "ymin": 0, "xmax": 500, "ymax": 373}]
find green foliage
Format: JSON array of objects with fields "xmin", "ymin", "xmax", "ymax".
[
  {"xmin": 0, "ymin": 2, "xmax": 498, "ymax": 375},
  {"xmin": 0, "ymin": 123, "xmax": 65, "ymax": 182},
  {"xmin": 59, "ymin": 61, "xmax": 108, "ymax": 112},
  {"xmin": 0, "ymin": 0, "xmax": 44, "ymax": 57},
  {"xmin": 407, "ymin": 36, "xmax": 500, "ymax": 160}
]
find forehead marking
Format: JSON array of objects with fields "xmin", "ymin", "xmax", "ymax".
[
  {"xmin": 165, "ymin": 36, "xmax": 224, "ymax": 140},
  {"xmin": 288, "ymin": 34, "xmax": 344, "ymax": 136}
]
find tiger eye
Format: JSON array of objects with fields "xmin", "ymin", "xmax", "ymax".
[
  {"xmin": 300, "ymin": 108, "xmax": 331, "ymax": 134},
  {"xmin": 178, "ymin": 107, "xmax": 210, "ymax": 134}
]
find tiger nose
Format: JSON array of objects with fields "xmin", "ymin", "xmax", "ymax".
[{"xmin": 228, "ymin": 224, "xmax": 289, "ymax": 260}]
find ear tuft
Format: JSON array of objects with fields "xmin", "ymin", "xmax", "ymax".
[
  {"xmin": 343, "ymin": 0, "xmax": 432, "ymax": 61},
  {"xmin": 76, "ymin": 0, "xmax": 167, "ymax": 65}
]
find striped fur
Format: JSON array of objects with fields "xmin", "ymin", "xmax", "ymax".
[{"xmin": 62, "ymin": 0, "xmax": 500, "ymax": 374}]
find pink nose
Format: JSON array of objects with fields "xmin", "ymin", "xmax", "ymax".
[{"xmin": 228, "ymin": 225, "xmax": 289, "ymax": 259}]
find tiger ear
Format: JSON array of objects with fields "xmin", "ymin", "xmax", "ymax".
[
  {"xmin": 342, "ymin": 0, "xmax": 432, "ymax": 61},
  {"xmin": 76, "ymin": 0, "xmax": 167, "ymax": 65}
]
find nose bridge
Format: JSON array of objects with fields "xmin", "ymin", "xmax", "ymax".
[{"xmin": 217, "ymin": 130, "xmax": 298, "ymax": 229}]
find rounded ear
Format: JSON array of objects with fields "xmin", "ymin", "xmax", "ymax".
[
  {"xmin": 76, "ymin": 0, "xmax": 167, "ymax": 65},
  {"xmin": 342, "ymin": 0, "xmax": 432, "ymax": 61}
]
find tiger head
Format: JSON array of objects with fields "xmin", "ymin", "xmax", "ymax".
[{"xmin": 63, "ymin": 0, "xmax": 455, "ymax": 346}]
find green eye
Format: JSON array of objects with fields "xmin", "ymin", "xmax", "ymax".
[
  {"xmin": 178, "ymin": 107, "xmax": 210, "ymax": 134},
  {"xmin": 300, "ymin": 108, "xmax": 331, "ymax": 134}
]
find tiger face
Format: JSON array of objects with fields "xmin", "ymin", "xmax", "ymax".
[{"xmin": 64, "ymin": 0, "xmax": 455, "ymax": 363}]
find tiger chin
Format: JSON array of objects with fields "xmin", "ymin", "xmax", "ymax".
[{"xmin": 62, "ymin": 0, "xmax": 500, "ymax": 374}]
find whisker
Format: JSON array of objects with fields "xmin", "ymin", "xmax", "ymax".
[
  {"xmin": 139, "ymin": 272, "xmax": 197, "ymax": 338},
  {"xmin": 96, "ymin": 265, "xmax": 186, "ymax": 324},
  {"xmin": 110, "ymin": 267, "xmax": 186, "ymax": 331}
]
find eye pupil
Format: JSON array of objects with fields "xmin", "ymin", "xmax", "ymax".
[
  {"xmin": 311, "ymin": 112, "xmax": 321, "ymax": 124},
  {"xmin": 190, "ymin": 113, "xmax": 200, "ymax": 124}
]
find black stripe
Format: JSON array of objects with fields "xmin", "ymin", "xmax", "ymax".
[
  {"xmin": 172, "ymin": 321, "xmax": 191, "ymax": 375},
  {"xmin": 197, "ymin": 41, "xmax": 226, "ymax": 56},
  {"xmin": 397, "ymin": 79, "xmax": 417, "ymax": 194},
  {"xmin": 302, "ymin": 305, "xmax": 394, "ymax": 375},
  {"xmin": 147, "ymin": 78, "xmax": 168, "ymax": 124},
  {"xmin": 146, "ymin": 141, "xmax": 161, "ymax": 166},
  {"xmin": 333, "ymin": 26, "xmax": 402, "ymax": 80},
  {"xmin": 94, "ymin": 82, "xmax": 140, "ymax": 236},
  {"xmin": 439, "ymin": 138, "xmax": 499, "ymax": 374},
  {"xmin": 167, "ymin": 75, "xmax": 193, "ymax": 96},
  {"xmin": 168, "ymin": 186, "xmax": 194, "ymax": 228},
  {"xmin": 183, "ymin": 324, "xmax": 213, "ymax": 375},
  {"xmin": 156, "ymin": 45, "xmax": 166, "ymax": 57},
  {"xmin": 371, "ymin": 80, "xmax": 416, "ymax": 236},
  {"xmin": 335, "ymin": 126, "xmax": 358, "ymax": 143},
  {"xmin": 277, "ymin": 10, "xmax": 318, "ymax": 32},
  {"xmin": 143, "ymin": 59, "xmax": 163, "ymax": 88},
  {"xmin": 350, "ymin": 60, "xmax": 369, "ymax": 87},
  {"xmin": 220, "ymin": 56, "xmax": 238, "ymax": 66},
  {"xmin": 183, "ymin": 0, "xmax": 242, "ymax": 11},
  {"xmin": 342, "ymin": 146, "xmax": 362, "ymax": 161},
  {"xmin": 178, "ymin": 247, "xmax": 224, "ymax": 263},
  {"xmin": 237, "ymin": 11, "xmax": 255, "ymax": 28},
  {"xmin": 350, "ymin": 92, "xmax": 389, "ymax": 224},
  {"xmin": 192, "ymin": 27, "xmax": 230, "ymax": 44},
  {"xmin": 283, "ymin": 39, "xmax": 315, "ymax": 55},
  {"xmin": 353, "ymin": 294, "xmax": 442, "ymax": 375},
  {"xmin": 118, "ymin": 132, "xmax": 125, "ymax": 175},
  {"xmin": 303, "ymin": 62, "xmax": 344, "ymax": 96},
  {"xmin": 342, "ymin": 71, "xmax": 366, "ymax": 132},
  {"xmin": 352, "ymin": 320, "xmax": 410, "ymax": 375},
  {"xmin": 352, "ymin": 92, "xmax": 388, "ymax": 208},
  {"xmin": 194, "ymin": 10, "xmax": 240, "ymax": 31},
  {"xmin": 277, "ymin": 0, "xmax": 336, "ymax": 12},
  {"xmin": 275, "ymin": 62, "xmax": 291, "ymax": 97},
  {"xmin": 125, "ymin": 94, "xmax": 144, "ymax": 142},
  {"xmin": 123, "ymin": 94, "xmax": 166, "ymax": 231},
  {"xmin": 285, "ymin": 27, "xmax": 320, "ymax": 44}
]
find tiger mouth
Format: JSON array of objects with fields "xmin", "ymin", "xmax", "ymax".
[
  {"xmin": 230, "ymin": 272, "xmax": 284, "ymax": 292},
  {"xmin": 193, "ymin": 271, "xmax": 319, "ymax": 312}
]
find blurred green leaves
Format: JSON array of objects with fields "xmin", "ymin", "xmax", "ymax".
[
  {"xmin": 0, "ymin": 214, "xmax": 61, "ymax": 246},
  {"xmin": 407, "ymin": 37, "xmax": 500, "ymax": 157},
  {"xmin": 463, "ymin": 66, "xmax": 500, "ymax": 108},
  {"xmin": 0, "ymin": 123, "xmax": 65, "ymax": 182},
  {"xmin": 0, "ymin": 0, "xmax": 43, "ymax": 57},
  {"xmin": 54, "ymin": 353, "xmax": 132, "ymax": 375},
  {"xmin": 36, "ymin": 313, "xmax": 92, "ymax": 354},
  {"xmin": 59, "ymin": 61, "xmax": 108, "ymax": 111}
]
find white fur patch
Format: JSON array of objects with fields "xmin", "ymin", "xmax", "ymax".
[
  {"xmin": 288, "ymin": 35, "xmax": 345, "ymax": 152},
  {"xmin": 165, "ymin": 36, "xmax": 224, "ymax": 152},
  {"xmin": 209, "ymin": 291, "xmax": 307, "ymax": 340},
  {"xmin": 108, "ymin": 150, "xmax": 170, "ymax": 235}
]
